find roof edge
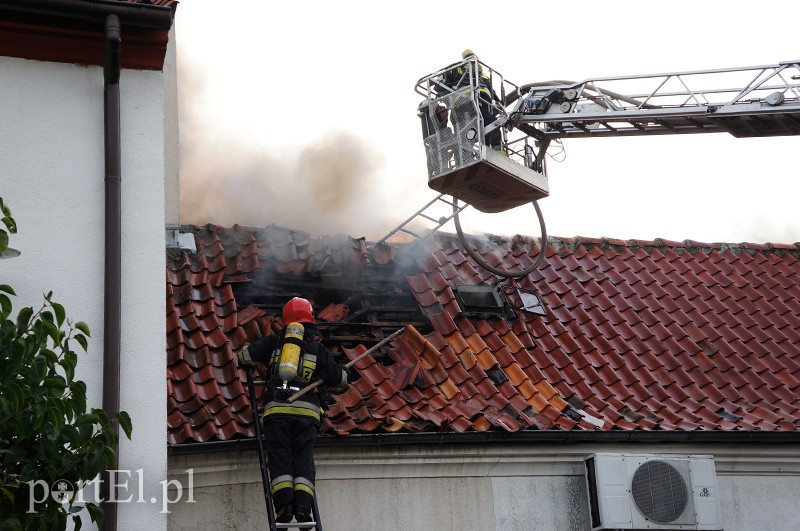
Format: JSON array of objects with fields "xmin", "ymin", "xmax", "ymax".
[
  {"xmin": 0, "ymin": 0, "xmax": 176, "ymax": 29},
  {"xmin": 168, "ymin": 430, "xmax": 800, "ymax": 455},
  {"xmin": 0, "ymin": 0, "xmax": 176, "ymax": 70},
  {"xmin": 503, "ymin": 234, "xmax": 800, "ymax": 258}
]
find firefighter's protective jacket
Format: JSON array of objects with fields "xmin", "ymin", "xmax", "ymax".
[
  {"xmin": 442, "ymin": 62, "xmax": 498, "ymax": 102},
  {"xmin": 245, "ymin": 326, "xmax": 348, "ymax": 425}
]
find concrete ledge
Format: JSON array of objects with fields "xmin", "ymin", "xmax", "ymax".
[{"xmin": 169, "ymin": 441, "xmax": 800, "ymax": 488}]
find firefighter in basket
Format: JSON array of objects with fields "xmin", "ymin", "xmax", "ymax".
[{"xmin": 441, "ymin": 49, "xmax": 502, "ymax": 151}]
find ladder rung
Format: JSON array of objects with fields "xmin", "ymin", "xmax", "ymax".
[
  {"xmin": 419, "ymin": 213, "xmax": 441, "ymax": 223},
  {"xmin": 275, "ymin": 522, "xmax": 319, "ymax": 529},
  {"xmin": 375, "ymin": 192, "xmax": 471, "ymax": 245},
  {"xmin": 398, "ymin": 228, "xmax": 424, "ymax": 239}
]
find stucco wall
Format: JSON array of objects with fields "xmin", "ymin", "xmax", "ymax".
[
  {"xmin": 167, "ymin": 443, "xmax": 800, "ymax": 530},
  {"xmin": 163, "ymin": 24, "xmax": 181, "ymax": 225},
  {"xmin": 0, "ymin": 55, "xmax": 168, "ymax": 530}
]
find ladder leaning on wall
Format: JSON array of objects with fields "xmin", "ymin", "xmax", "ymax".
[{"xmin": 244, "ymin": 366, "xmax": 324, "ymax": 531}]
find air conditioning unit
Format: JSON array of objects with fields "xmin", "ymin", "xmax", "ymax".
[{"xmin": 584, "ymin": 453, "xmax": 723, "ymax": 530}]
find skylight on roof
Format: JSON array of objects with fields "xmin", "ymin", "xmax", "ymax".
[
  {"xmin": 454, "ymin": 285, "xmax": 514, "ymax": 319},
  {"xmin": 515, "ymin": 288, "xmax": 547, "ymax": 316}
]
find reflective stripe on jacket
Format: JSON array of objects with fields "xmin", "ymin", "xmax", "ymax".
[
  {"xmin": 245, "ymin": 325, "xmax": 348, "ymax": 425},
  {"xmin": 263, "ymin": 399, "xmax": 324, "ymax": 422},
  {"xmin": 444, "ymin": 65, "xmax": 492, "ymax": 99}
]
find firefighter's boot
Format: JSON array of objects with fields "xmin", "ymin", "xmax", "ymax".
[
  {"xmin": 295, "ymin": 506, "xmax": 312, "ymax": 531},
  {"xmin": 275, "ymin": 503, "xmax": 293, "ymax": 523}
]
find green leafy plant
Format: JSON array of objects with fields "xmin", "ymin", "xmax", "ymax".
[{"xmin": 0, "ymin": 199, "xmax": 132, "ymax": 530}]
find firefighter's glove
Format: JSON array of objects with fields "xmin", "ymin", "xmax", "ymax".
[
  {"xmin": 329, "ymin": 366, "xmax": 352, "ymax": 393},
  {"xmin": 237, "ymin": 346, "xmax": 256, "ymax": 367}
]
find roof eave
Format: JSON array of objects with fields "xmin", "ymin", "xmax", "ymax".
[
  {"xmin": 0, "ymin": 0, "xmax": 176, "ymax": 70},
  {"xmin": 168, "ymin": 430, "xmax": 800, "ymax": 456},
  {"xmin": 0, "ymin": 0, "xmax": 176, "ymax": 29}
]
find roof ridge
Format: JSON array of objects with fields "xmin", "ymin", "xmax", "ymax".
[
  {"xmin": 181, "ymin": 224, "xmax": 800, "ymax": 258},
  {"xmin": 567, "ymin": 236, "xmax": 800, "ymax": 257},
  {"xmin": 473, "ymin": 234, "xmax": 800, "ymax": 258}
]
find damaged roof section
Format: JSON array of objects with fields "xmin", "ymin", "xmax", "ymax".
[
  {"xmin": 167, "ymin": 223, "xmax": 427, "ymax": 443},
  {"xmin": 167, "ymin": 225, "xmax": 800, "ymax": 445}
]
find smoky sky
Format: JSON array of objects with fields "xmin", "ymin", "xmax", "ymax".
[{"xmin": 178, "ymin": 56, "xmax": 403, "ymax": 238}]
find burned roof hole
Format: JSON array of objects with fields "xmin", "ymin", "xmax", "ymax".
[
  {"xmin": 374, "ymin": 354, "xmax": 396, "ymax": 367},
  {"xmin": 345, "ymin": 370, "xmax": 362, "ymax": 384}
]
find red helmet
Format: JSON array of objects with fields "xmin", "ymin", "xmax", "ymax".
[{"xmin": 282, "ymin": 297, "xmax": 315, "ymax": 324}]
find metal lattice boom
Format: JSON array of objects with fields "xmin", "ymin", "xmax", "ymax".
[{"xmin": 506, "ymin": 60, "xmax": 800, "ymax": 140}]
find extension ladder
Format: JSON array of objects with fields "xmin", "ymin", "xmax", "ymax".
[
  {"xmin": 375, "ymin": 192, "xmax": 469, "ymax": 245},
  {"xmin": 245, "ymin": 366, "xmax": 324, "ymax": 531}
]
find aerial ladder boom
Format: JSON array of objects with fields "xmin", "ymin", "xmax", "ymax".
[
  {"xmin": 505, "ymin": 60, "xmax": 800, "ymax": 139},
  {"xmin": 381, "ymin": 58, "xmax": 800, "ymax": 277},
  {"xmin": 413, "ymin": 58, "xmax": 800, "ymax": 214}
]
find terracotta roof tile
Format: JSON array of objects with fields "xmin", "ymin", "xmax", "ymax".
[{"xmin": 166, "ymin": 226, "xmax": 800, "ymax": 444}]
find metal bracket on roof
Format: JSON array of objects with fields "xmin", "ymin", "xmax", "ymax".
[{"xmin": 166, "ymin": 224, "xmax": 196, "ymax": 252}]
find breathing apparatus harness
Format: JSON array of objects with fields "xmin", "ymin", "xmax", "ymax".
[{"xmin": 270, "ymin": 322, "xmax": 312, "ymax": 402}]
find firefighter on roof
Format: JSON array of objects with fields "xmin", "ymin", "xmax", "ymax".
[{"xmin": 238, "ymin": 297, "xmax": 349, "ymax": 525}]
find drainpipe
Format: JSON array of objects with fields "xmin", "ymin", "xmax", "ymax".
[
  {"xmin": 0, "ymin": 1, "xmax": 175, "ymax": 527},
  {"xmin": 102, "ymin": 13, "xmax": 121, "ymax": 531}
]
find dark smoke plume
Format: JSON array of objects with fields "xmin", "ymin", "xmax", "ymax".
[{"xmin": 178, "ymin": 56, "xmax": 394, "ymax": 238}]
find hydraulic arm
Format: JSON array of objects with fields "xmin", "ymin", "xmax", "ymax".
[
  {"xmin": 505, "ymin": 60, "xmax": 800, "ymax": 140},
  {"xmin": 415, "ymin": 59, "xmax": 800, "ymax": 213},
  {"xmin": 398, "ymin": 58, "xmax": 800, "ymax": 277}
]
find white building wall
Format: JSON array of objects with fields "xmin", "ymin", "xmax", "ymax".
[
  {"xmin": 167, "ymin": 443, "xmax": 800, "ymax": 531},
  {"xmin": 163, "ymin": 24, "xmax": 181, "ymax": 226},
  {"xmin": 0, "ymin": 55, "xmax": 168, "ymax": 530}
]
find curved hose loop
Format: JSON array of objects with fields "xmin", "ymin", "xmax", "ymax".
[{"xmin": 452, "ymin": 197, "xmax": 548, "ymax": 279}]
